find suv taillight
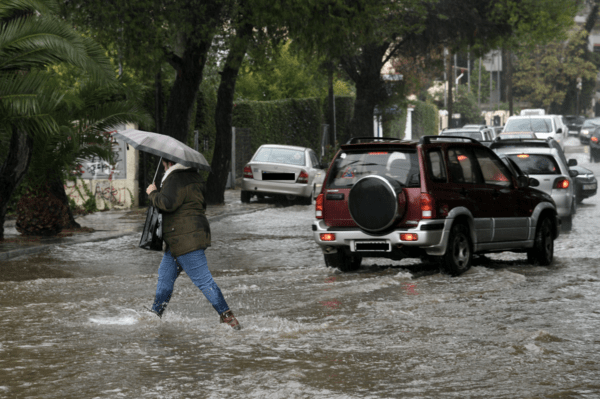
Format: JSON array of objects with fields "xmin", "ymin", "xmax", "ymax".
[
  {"xmin": 554, "ymin": 178, "xmax": 570, "ymax": 189},
  {"xmin": 297, "ymin": 170, "xmax": 309, "ymax": 184},
  {"xmin": 243, "ymin": 165, "xmax": 253, "ymax": 179},
  {"xmin": 420, "ymin": 193, "xmax": 435, "ymax": 219},
  {"xmin": 592, "ymin": 136, "xmax": 598, "ymax": 143},
  {"xmin": 315, "ymin": 193, "xmax": 323, "ymax": 219}
]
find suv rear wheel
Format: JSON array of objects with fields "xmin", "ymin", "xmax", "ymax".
[
  {"xmin": 443, "ymin": 223, "xmax": 472, "ymax": 276},
  {"xmin": 527, "ymin": 217, "xmax": 554, "ymax": 265},
  {"xmin": 324, "ymin": 250, "xmax": 362, "ymax": 272}
]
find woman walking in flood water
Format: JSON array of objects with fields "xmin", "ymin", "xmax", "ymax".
[{"xmin": 146, "ymin": 158, "xmax": 240, "ymax": 330}]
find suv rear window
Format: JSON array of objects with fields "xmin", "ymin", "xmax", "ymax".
[
  {"xmin": 327, "ymin": 149, "xmax": 420, "ymax": 188},
  {"xmin": 253, "ymin": 147, "xmax": 305, "ymax": 166},
  {"xmin": 506, "ymin": 154, "xmax": 559, "ymax": 175}
]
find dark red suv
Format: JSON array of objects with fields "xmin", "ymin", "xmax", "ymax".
[{"xmin": 312, "ymin": 136, "xmax": 560, "ymax": 275}]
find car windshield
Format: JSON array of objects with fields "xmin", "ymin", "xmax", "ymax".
[
  {"xmin": 504, "ymin": 118, "xmax": 552, "ymax": 133},
  {"xmin": 441, "ymin": 131, "xmax": 482, "ymax": 140},
  {"xmin": 327, "ymin": 149, "xmax": 420, "ymax": 188},
  {"xmin": 582, "ymin": 119, "xmax": 600, "ymax": 128},
  {"xmin": 506, "ymin": 154, "xmax": 560, "ymax": 175},
  {"xmin": 253, "ymin": 147, "xmax": 305, "ymax": 166}
]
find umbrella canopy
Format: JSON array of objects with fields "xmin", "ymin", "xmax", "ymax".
[{"xmin": 113, "ymin": 129, "xmax": 211, "ymax": 172}]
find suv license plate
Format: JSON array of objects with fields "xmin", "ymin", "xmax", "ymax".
[
  {"xmin": 354, "ymin": 241, "xmax": 391, "ymax": 252},
  {"xmin": 584, "ymin": 183, "xmax": 597, "ymax": 190}
]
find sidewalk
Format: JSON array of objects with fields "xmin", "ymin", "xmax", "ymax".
[{"xmin": 0, "ymin": 189, "xmax": 271, "ymax": 261}]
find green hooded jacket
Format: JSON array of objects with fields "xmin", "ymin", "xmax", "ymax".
[{"xmin": 148, "ymin": 167, "xmax": 211, "ymax": 258}]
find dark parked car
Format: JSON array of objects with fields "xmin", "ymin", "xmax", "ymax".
[
  {"xmin": 578, "ymin": 118, "xmax": 600, "ymax": 144},
  {"xmin": 570, "ymin": 165, "xmax": 597, "ymax": 203},
  {"xmin": 564, "ymin": 115, "xmax": 585, "ymax": 136},
  {"xmin": 312, "ymin": 136, "xmax": 560, "ymax": 276}
]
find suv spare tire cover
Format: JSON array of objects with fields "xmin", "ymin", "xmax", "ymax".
[{"xmin": 348, "ymin": 175, "xmax": 407, "ymax": 232}]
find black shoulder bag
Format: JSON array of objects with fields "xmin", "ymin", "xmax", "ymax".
[{"xmin": 139, "ymin": 205, "xmax": 163, "ymax": 251}]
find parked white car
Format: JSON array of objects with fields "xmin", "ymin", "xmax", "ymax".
[
  {"xmin": 241, "ymin": 144, "xmax": 326, "ymax": 204},
  {"xmin": 502, "ymin": 115, "xmax": 566, "ymax": 148}
]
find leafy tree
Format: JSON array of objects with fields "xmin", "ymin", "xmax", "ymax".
[
  {"xmin": 285, "ymin": 0, "xmax": 579, "ymax": 141},
  {"xmin": 513, "ymin": 28, "xmax": 597, "ymax": 113},
  {"xmin": 236, "ymin": 40, "xmax": 353, "ymax": 101},
  {"xmin": 0, "ymin": 0, "xmax": 113, "ymax": 240}
]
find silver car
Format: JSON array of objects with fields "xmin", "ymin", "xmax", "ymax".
[
  {"xmin": 492, "ymin": 144, "xmax": 578, "ymax": 231},
  {"xmin": 241, "ymin": 144, "xmax": 326, "ymax": 204}
]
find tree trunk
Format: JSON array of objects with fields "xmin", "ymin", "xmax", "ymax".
[
  {"xmin": 48, "ymin": 173, "xmax": 80, "ymax": 229},
  {"xmin": 340, "ymin": 43, "xmax": 388, "ymax": 141},
  {"xmin": 205, "ymin": 23, "xmax": 254, "ymax": 205},
  {"xmin": 0, "ymin": 129, "xmax": 34, "ymax": 240},
  {"xmin": 162, "ymin": 38, "xmax": 212, "ymax": 145}
]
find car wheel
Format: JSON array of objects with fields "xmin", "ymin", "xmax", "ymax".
[
  {"xmin": 324, "ymin": 250, "xmax": 362, "ymax": 272},
  {"xmin": 241, "ymin": 190, "xmax": 252, "ymax": 203},
  {"xmin": 442, "ymin": 223, "xmax": 472, "ymax": 276},
  {"xmin": 527, "ymin": 217, "xmax": 554, "ymax": 266}
]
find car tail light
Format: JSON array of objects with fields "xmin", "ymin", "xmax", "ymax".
[
  {"xmin": 243, "ymin": 165, "xmax": 253, "ymax": 179},
  {"xmin": 296, "ymin": 170, "xmax": 309, "ymax": 184},
  {"xmin": 315, "ymin": 193, "xmax": 324, "ymax": 219},
  {"xmin": 400, "ymin": 233, "xmax": 418, "ymax": 241},
  {"xmin": 554, "ymin": 178, "xmax": 570, "ymax": 189},
  {"xmin": 320, "ymin": 233, "xmax": 336, "ymax": 241},
  {"xmin": 592, "ymin": 136, "xmax": 598, "ymax": 143},
  {"xmin": 420, "ymin": 193, "xmax": 435, "ymax": 219}
]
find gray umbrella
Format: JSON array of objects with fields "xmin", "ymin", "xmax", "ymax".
[{"xmin": 113, "ymin": 129, "xmax": 211, "ymax": 173}]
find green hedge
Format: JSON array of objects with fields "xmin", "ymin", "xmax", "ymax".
[
  {"xmin": 231, "ymin": 96, "xmax": 354, "ymax": 152},
  {"xmin": 383, "ymin": 100, "xmax": 439, "ymax": 139},
  {"xmin": 232, "ymin": 98, "xmax": 323, "ymax": 151}
]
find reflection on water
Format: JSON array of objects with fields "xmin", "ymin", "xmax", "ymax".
[{"xmin": 1, "ymin": 159, "xmax": 600, "ymax": 398}]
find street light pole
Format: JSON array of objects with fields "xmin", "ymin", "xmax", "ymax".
[{"xmin": 576, "ymin": 77, "xmax": 582, "ymax": 115}]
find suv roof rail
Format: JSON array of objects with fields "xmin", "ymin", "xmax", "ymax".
[
  {"xmin": 420, "ymin": 135, "xmax": 480, "ymax": 145},
  {"xmin": 346, "ymin": 137, "xmax": 404, "ymax": 144}
]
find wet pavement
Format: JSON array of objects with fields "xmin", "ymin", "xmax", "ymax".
[{"xmin": 0, "ymin": 189, "xmax": 271, "ymax": 262}]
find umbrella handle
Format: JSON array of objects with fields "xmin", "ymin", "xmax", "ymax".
[{"xmin": 153, "ymin": 157, "xmax": 163, "ymax": 184}]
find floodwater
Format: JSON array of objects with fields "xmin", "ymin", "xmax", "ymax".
[{"xmin": 1, "ymin": 139, "xmax": 600, "ymax": 398}]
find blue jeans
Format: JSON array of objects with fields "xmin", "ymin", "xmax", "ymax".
[{"xmin": 151, "ymin": 249, "xmax": 230, "ymax": 316}]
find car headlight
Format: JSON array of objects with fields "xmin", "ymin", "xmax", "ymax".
[{"xmin": 581, "ymin": 129, "xmax": 590, "ymax": 135}]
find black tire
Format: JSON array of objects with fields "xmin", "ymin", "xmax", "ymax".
[
  {"xmin": 324, "ymin": 250, "xmax": 362, "ymax": 272},
  {"xmin": 527, "ymin": 217, "xmax": 554, "ymax": 266},
  {"xmin": 442, "ymin": 223, "xmax": 472, "ymax": 276},
  {"xmin": 241, "ymin": 190, "xmax": 252, "ymax": 203},
  {"xmin": 299, "ymin": 194, "xmax": 313, "ymax": 205},
  {"xmin": 562, "ymin": 202, "xmax": 576, "ymax": 232}
]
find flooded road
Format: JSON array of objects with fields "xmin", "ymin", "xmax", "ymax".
[{"xmin": 1, "ymin": 141, "xmax": 600, "ymax": 398}]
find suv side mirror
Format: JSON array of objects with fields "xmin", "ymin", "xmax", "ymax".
[
  {"xmin": 529, "ymin": 177, "xmax": 540, "ymax": 187},
  {"xmin": 568, "ymin": 159, "xmax": 577, "ymax": 166},
  {"xmin": 516, "ymin": 175, "xmax": 529, "ymax": 188},
  {"xmin": 569, "ymin": 169, "xmax": 579, "ymax": 178}
]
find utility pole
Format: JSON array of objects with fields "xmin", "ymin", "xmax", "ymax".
[
  {"xmin": 478, "ymin": 57, "xmax": 481, "ymax": 107},
  {"xmin": 468, "ymin": 47, "xmax": 471, "ymax": 93}
]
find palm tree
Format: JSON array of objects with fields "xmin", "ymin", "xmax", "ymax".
[
  {"xmin": 15, "ymin": 76, "xmax": 150, "ymax": 233},
  {"xmin": 0, "ymin": 0, "xmax": 113, "ymax": 239}
]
